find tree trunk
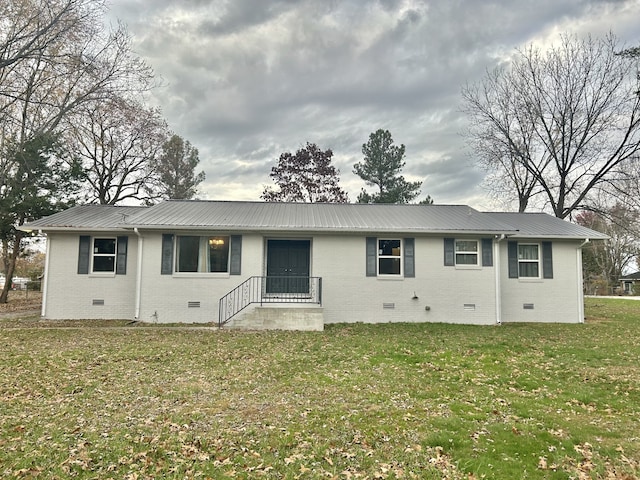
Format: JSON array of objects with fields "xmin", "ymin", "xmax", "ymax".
[{"xmin": 0, "ymin": 232, "xmax": 23, "ymax": 304}]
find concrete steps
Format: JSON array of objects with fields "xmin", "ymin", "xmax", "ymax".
[{"xmin": 227, "ymin": 304, "xmax": 324, "ymax": 331}]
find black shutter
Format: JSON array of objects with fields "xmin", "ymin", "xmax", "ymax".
[
  {"xmin": 161, "ymin": 234, "xmax": 174, "ymax": 275},
  {"xmin": 542, "ymin": 241, "xmax": 553, "ymax": 279},
  {"xmin": 116, "ymin": 236, "xmax": 128, "ymax": 275},
  {"xmin": 366, "ymin": 237, "xmax": 377, "ymax": 276},
  {"xmin": 443, "ymin": 238, "xmax": 454, "ymax": 266},
  {"xmin": 78, "ymin": 235, "xmax": 91, "ymax": 274},
  {"xmin": 230, "ymin": 235, "xmax": 242, "ymax": 275},
  {"xmin": 404, "ymin": 238, "xmax": 415, "ymax": 277},
  {"xmin": 481, "ymin": 238, "xmax": 493, "ymax": 267},
  {"xmin": 508, "ymin": 241, "xmax": 518, "ymax": 278}
]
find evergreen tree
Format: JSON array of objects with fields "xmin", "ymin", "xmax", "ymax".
[
  {"xmin": 0, "ymin": 134, "xmax": 81, "ymax": 302},
  {"xmin": 353, "ymin": 129, "xmax": 422, "ymax": 204},
  {"xmin": 156, "ymin": 134, "xmax": 205, "ymax": 200}
]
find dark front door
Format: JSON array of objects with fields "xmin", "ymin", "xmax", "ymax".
[{"xmin": 266, "ymin": 240, "xmax": 310, "ymax": 294}]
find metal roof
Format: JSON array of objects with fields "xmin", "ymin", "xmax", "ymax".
[
  {"xmin": 485, "ymin": 212, "xmax": 609, "ymax": 240},
  {"xmin": 620, "ymin": 271, "xmax": 640, "ymax": 280},
  {"xmin": 122, "ymin": 200, "xmax": 518, "ymax": 234},
  {"xmin": 21, "ymin": 205, "xmax": 147, "ymax": 232},
  {"xmin": 20, "ymin": 201, "xmax": 608, "ymax": 239}
]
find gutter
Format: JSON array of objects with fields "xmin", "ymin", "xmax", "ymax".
[
  {"xmin": 134, "ymin": 228, "xmax": 144, "ymax": 319},
  {"xmin": 494, "ymin": 234, "xmax": 507, "ymax": 325},
  {"xmin": 577, "ymin": 239, "xmax": 590, "ymax": 324},
  {"xmin": 40, "ymin": 231, "xmax": 50, "ymax": 318}
]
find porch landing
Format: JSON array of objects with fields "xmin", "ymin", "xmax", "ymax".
[{"xmin": 227, "ymin": 304, "xmax": 324, "ymax": 331}]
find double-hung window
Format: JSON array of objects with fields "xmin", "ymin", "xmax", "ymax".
[
  {"xmin": 78, "ymin": 236, "xmax": 127, "ymax": 275},
  {"xmin": 518, "ymin": 243, "xmax": 540, "ymax": 278},
  {"xmin": 92, "ymin": 238, "xmax": 116, "ymax": 273},
  {"xmin": 176, "ymin": 236, "xmax": 230, "ymax": 273},
  {"xmin": 455, "ymin": 240, "xmax": 478, "ymax": 265},
  {"xmin": 378, "ymin": 239, "xmax": 402, "ymax": 276}
]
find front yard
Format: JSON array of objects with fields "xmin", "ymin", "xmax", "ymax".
[{"xmin": 0, "ymin": 298, "xmax": 638, "ymax": 479}]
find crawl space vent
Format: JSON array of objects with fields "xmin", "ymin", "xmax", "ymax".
[
  {"xmin": 463, "ymin": 304, "xmax": 476, "ymax": 311},
  {"xmin": 188, "ymin": 301, "xmax": 201, "ymax": 308},
  {"xmin": 523, "ymin": 303, "xmax": 535, "ymax": 310},
  {"xmin": 382, "ymin": 303, "xmax": 395, "ymax": 309},
  {"xmin": 92, "ymin": 299, "xmax": 105, "ymax": 306}
]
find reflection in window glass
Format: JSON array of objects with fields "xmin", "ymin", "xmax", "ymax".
[
  {"xmin": 177, "ymin": 236, "xmax": 199, "ymax": 272},
  {"xmin": 378, "ymin": 239, "xmax": 401, "ymax": 275},
  {"xmin": 379, "ymin": 258, "xmax": 401, "ymax": 275},
  {"xmin": 208, "ymin": 236, "xmax": 229, "ymax": 272}
]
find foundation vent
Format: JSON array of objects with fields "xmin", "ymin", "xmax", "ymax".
[
  {"xmin": 463, "ymin": 304, "xmax": 476, "ymax": 311},
  {"xmin": 523, "ymin": 303, "xmax": 534, "ymax": 310},
  {"xmin": 188, "ymin": 301, "xmax": 201, "ymax": 308},
  {"xmin": 382, "ymin": 303, "xmax": 395, "ymax": 309},
  {"xmin": 92, "ymin": 299, "xmax": 105, "ymax": 306}
]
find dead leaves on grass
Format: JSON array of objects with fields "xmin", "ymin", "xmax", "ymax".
[{"xmin": 2, "ymin": 314, "xmax": 640, "ymax": 479}]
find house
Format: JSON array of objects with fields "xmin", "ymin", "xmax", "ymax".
[
  {"xmin": 619, "ymin": 272, "xmax": 640, "ymax": 295},
  {"xmin": 20, "ymin": 200, "xmax": 608, "ymax": 330}
]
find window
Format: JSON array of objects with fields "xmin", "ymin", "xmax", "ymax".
[
  {"xmin": 176, "ymin": 236, "xmax": 230, "ymax": 273},
  {"xmin": 78, "ymin": 236, "xmax": 127, "ymax": 275},
  {"xmin": 455, "ymin": 240, "xmax": 478, "ymax": 265},
  {"xmin": 92, "ymin": 238, "xmax": 116, "ymax": 272},
  {"xmin": 378, "ymin": 239, "xmax": 402, "ymax": 275},
  {"xmin": 518, "ymin": 243, "xmax": 539, "ymax": 278},
  {"xmin": 508, "ymin": 241, "xmax": 552, "ymax": 279}
]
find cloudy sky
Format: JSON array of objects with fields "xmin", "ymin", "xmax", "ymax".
[{"xmin": 106, "ymin": 0, "xmax": 640, "ymax": 209}]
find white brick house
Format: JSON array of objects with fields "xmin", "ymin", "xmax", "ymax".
[{"xmin": 21, "ymin": 200, "xmax": 607, "ymax": 330}]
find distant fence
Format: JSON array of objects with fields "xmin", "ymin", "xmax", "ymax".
[{"xmin": 0, "ymin": 279, "xmax": 42, "ymax": 298}]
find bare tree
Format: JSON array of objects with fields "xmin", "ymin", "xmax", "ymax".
[
  {"xmin": 462, "ymin": 33, "xmax": 640, "ymax": 218},
  {"xmin": 0, "ymin": 0, "xmax": 157, "ymax": 301},
  {"xmin": 0, "ymin": 0, "xmax": 95, "ymax": 70},
  {"xmin": 67, "ymin": 98, "xmax": 168, "ymax": 205},
  {"xmin": 576, "ymin": 206, "xmax": 640, "ymax": 290}
]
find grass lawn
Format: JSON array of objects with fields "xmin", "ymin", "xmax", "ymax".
[{"xmin": 1, "ymin": 298, "xmax": 639, "ymax": 479}]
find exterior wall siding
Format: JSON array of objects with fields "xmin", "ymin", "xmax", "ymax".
[
  {"xmin": 42, "ymin": 231, "xmax": 584, "ymax": 325},
  {"xmin": 137, "ymin": 232, "xmax": 264, "ymax": 324},
  {"xmin": 314, "ymin": 235, "xmax": 497, "ymax": 325},
  {"xmin": 44, "ymin": 233, "xmax": 138, "ymax": 320},
  {"xmin": 498, "ymin": 239, "xmax": 582, "ymax": 323}
]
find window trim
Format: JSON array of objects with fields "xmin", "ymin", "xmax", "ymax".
[
  {"xmin": 91, "ymin": 237, "xmax": 117, "ymax": 274},
  {"xmin": 454, "ymin": 239, "xmax": 479, "ymax": 267},
  {"xmin": 377, "ymin": 238, "xmax": 403, "ymax": 277}
]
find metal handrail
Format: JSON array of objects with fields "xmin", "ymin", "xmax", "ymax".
[{"xmin": 218, "ymin": 276, "xmax": 322, "ymax": 327}]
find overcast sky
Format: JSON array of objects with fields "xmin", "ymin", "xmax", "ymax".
[{"xmin": 106, "ymin": 0, "xmax": 640, "ymax": 210}]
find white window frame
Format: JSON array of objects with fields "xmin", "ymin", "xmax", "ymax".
[
  {"xmin": 377, "ymin": 239, "xmax": 403, "ymax": 276},
  {"xmin": 91, "ymin": 237, "xmax": 117, "ymax": 274},
  {"xmin": 175, "ymin": 235, "xmax": 231, "ymax": 274},
  {"xmin": 454, "ymin": 239, "xmax": 479, "ymax": 266},
  {"xmin": 518, "ymin": 243, "xmax": 540, "ymax": 278}
]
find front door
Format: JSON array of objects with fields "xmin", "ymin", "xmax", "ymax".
[{"xmin": 266, "ymin": 239, "xmax": 310, "ymax": 294}]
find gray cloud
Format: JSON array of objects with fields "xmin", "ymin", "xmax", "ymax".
[{"xmin": 107, "ymin": 0, "xmax": 640, "ymax": 208}]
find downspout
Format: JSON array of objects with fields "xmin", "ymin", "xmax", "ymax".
[
  {"xmin": 134, "ymin": 228, "xmax": 143, "ymax": 319},
  {"xmin": 40, "ymin": 231, "xmax": 50, "ymax": 318},
  {"xmin": 577, "ymin": 238, "xmax": 590, "ymax": 324},
  {"xmin": 494, "ymin": 234, "xmax": 506, "ymax": 325}
]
